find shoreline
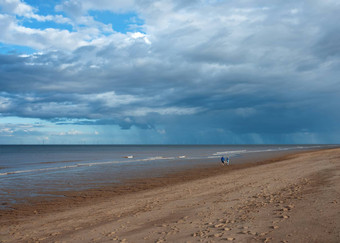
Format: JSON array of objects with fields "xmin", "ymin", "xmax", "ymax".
[
  {"xmin": 1, "ymin": 148, "xmax": 339, "ymax": 242},
  {"xmin": 0, "ymin": 149, "xmax": 328, "ymax": 222}
]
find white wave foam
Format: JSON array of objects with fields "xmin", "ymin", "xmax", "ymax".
[
  {"xmin": 212, "ymin": 146, "xmax": 317, "ymax": 157},
  {"xmin": 213, "ymin": 150, "xmax": 247, "ymax": 156},
  {"xmin": 0, "ymin": 164, "xmax": 79, "ymax": 176},
  {"xmin": 141, "ymin": 156, "xmax": 175, "ymax": 161}
]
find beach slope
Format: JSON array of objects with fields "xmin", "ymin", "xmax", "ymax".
[{"xmin": 1, "ymin": 148, "xmax": 339, "ymax": 242}]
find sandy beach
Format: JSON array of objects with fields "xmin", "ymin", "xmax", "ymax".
[{"xmin": 0, "ymin": 148, "xmax": 339, "ymax": 243}]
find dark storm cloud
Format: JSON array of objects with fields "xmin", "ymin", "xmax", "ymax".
[
  {"xmin": 0, "ymin": 0, "xmax": 340, "ymax": 143},
  {"xmin": 314, "ymin": 30, "xmax": 340, "ymax": 59}
]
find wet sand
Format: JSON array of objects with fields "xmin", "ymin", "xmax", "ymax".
[{"xmin": 0, "ymin": 148, "xmax": 339, "ymax": 242}]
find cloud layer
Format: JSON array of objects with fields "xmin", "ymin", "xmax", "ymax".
[{"xmin": 0, "ymin": 0, "xmax": 339, "ymax": 144}]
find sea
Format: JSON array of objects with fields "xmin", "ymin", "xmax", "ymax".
[{"xmin": 0, "ymin": 144, "xmax": 335, "ymax": 208}]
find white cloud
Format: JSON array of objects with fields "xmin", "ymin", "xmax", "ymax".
[
  {"xmin": 130, "ymin": 32, "xmax": 151, "ymax": 45},
  {"xmin": 0, "ymin": 96, "xmax": 12, "ymax": 111},
  {"xmin": 0, "ymin": 14, "xmax": 84, "ymax": 50},
  {"xmin": 125, "ymin": 107, "xmax": 201, "ymax": 117},
  {"xmin": 0, "ymin": 127, "xmax": 14, "ymax": 136},
  {"xmin": 78, "ymin": 91, "xmax": 141, "ymax": 108},
  {"xmin": 59, "ymin": 129, "xmax": 83, "ymax": 136},
  {"xmin": 0, "ymin": 0, "xmax": 34, "ymax": 16},
  {"xmin": 0, "ymin": 0, "xmax": 136, "ymax": 51},
  {"xmin": 290, "ymin": 8, "xmax": 299, "ymax": 15},
  {"xmin": 0, "ymin": 0, "xmax": 70, "ymax": 22},
  {"xmin": 157, "ymin": 129, "xmax": 166, "ymax": 134}
]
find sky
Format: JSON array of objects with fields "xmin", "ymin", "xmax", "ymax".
[{"xmin": 0, "ymin": 0, "xmax": 339, "ymax": 144}]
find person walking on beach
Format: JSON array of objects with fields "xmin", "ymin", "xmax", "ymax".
[
  {"xmin": 226, "ymin": 156, "xmax": 230, "ymax": 165},
  {"xmin": 221, "ymin": 156, "xmax": 225, "ymax": 165}
]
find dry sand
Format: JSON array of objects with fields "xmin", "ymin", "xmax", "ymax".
[{"xmin": 0, "ymin": 148, "xmax": 339, "ymax": 243}]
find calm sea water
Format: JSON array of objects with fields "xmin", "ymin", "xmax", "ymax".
[{"xmin": 0, "ymin": 144, "xmax": 333, "ymax": 207}]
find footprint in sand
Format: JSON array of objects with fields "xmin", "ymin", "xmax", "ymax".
[
  {"xmin": 214, "ymin": 223, "xmax": 225, "ymax": 228},
  {"xmin": 106, "ymin": 231, "xmax": 116, "ymax": 237}
]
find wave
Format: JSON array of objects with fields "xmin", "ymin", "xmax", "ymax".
[
  {"xmin": 141, "ymin": 156, "xmax": 175, "ymax": 161},
  {"xmin": 211, "ymin": 145, "xmax": 321, "ymax": 157},
  {"xmin": 39, "ymin": 160, "xmax": 82, "ymax": 165},
  {"xmin": 0, "ymin": 164, "xmax": 80, "ymax": 176},
  {"xmin": 0, "ymin": 156, "xmax": 181, "ymax": 177},
  {"xmin": 212, "ymin": 150, "xmax": 247, "ymax": 156}
]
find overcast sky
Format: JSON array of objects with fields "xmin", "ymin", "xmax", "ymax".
[{"xmin": 0, "ymin": 0, "xmax": 339, "ymax": 144}]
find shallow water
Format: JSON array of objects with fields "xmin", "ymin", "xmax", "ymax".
[{"xmin": 0, "ymin": 144, "xmax": 334, "ymax": 206}]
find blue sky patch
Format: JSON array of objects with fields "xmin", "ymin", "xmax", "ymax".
[
  {"xmin": 20, "ymin": 17, "xmax": 73, "ymax": 32},
  {"xmin": 24, "ymin": 0, "xmax": 61, "ymax": 14},
  {"xmin": 0, "ymin": 43, "xmax": 36, "ymax": 55},
  {"xmin": 88, "ymin": 10, "xmax": 144, "ymax": 33}
]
